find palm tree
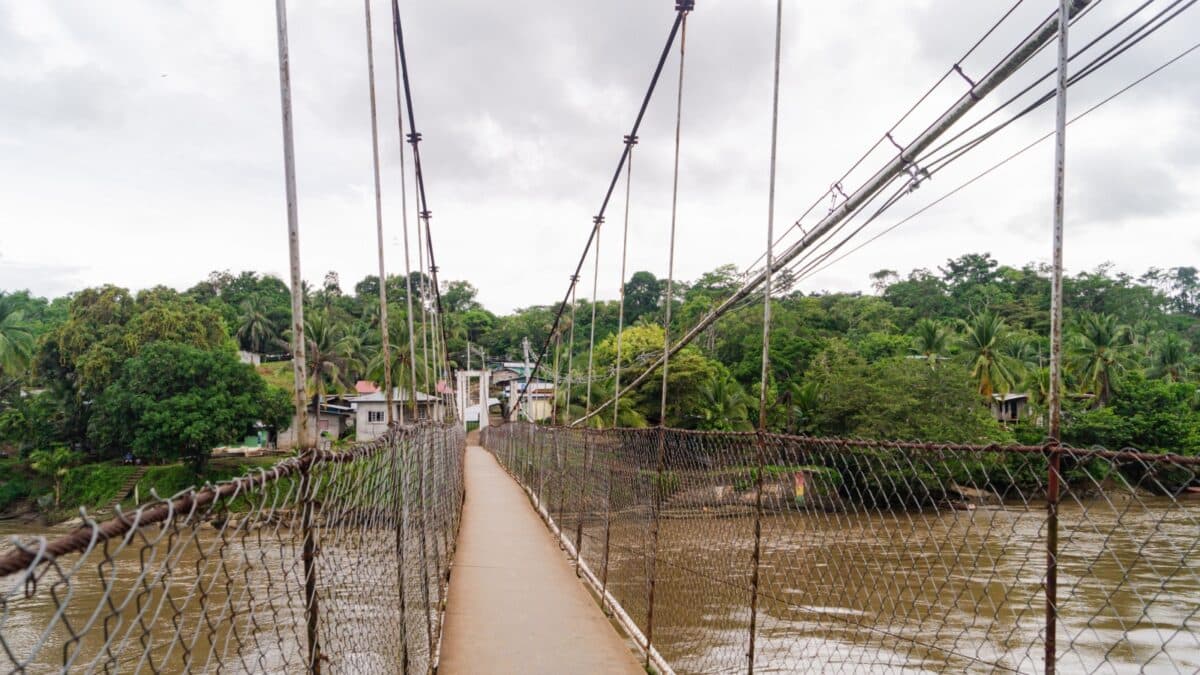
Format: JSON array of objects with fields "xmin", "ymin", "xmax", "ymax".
[
  {"xmin": 695, "ymin": 373, "xmax": 753, "ymax": 431},
  {"xmin": 1002, "ymin": 334, "xmax": 1040, "ymax": 375},
  {"xmin": 365, "ymin": 326, "xmax": 428, "ymax": 417},
  {"xmin": 1148, "ymin": 333, "xmax": 1192, "ymax": 382},
  {"xmin": 29, "ymin": 447, "xmax": 81, "ymax": 507},
  {"xmin": 910, "ymin": 318, "xmax": 949, "ymax": 368},
  {"xmin": 235, "ymin": 297, "xmax": 276, "ymax": 354},
  {"xmin": 960, "ymin": 310, "xmax": 1019, "ymax": 398},
  {"xmin": 0, "ymin": 300, "xmax": 34, "ymax": 380},
  {"xmin": 785, "ymin": 380, "xmax": 821, "ymax": 434},
  {"xmin": 1068, "ymin": 312, "xmax": 1128, "ymax": 405},
  {"xmin": 280, "ymin": 311, "xmax": 360, "ymax": 406}
]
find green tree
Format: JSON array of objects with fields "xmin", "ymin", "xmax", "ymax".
[
  {"xmin": 805, "ymin": 340, "xmax": 1006, "ymax": 442},
  {"xmin": 623, "ymin": 271, "xmax": 663, "ymax": 324},
  {"xmin": 591, "ymin": 324, "xmax": 723, "ymax": 427},
  {"xmin": 0, "ymin": 299, "xmax": 35, "ymax": 380},
  {"xmin": 694, "ymin": 371, "xmax": 753, "ymax": 431},
  {"xmin": 236, "ymin": 296, "xmax": 277, "ymax": 354},
  {"xmin": 90, "ymin": 343, "xmax": 289, "ymax": 472},
  {"xmin": 443, "ymin": 280, "xmax": 482, "ymax": 313},
  {"xmin": 960, "ymin": 311, "xmax": 1020, "ymax": 397},
  {"xmin": 1148, "ymin": 333, "xmax": 1192, "ymax": 382},
  {"xmin": 910, "ymin": 318, "xmax": 950, "ymax": 368},
  {"xmin": 1068, "ymin": 312, "xmax": 1128, "ymax": 405},
  {"xmin": 29, "ymin": 446, "xmax": 82, "ymax": 507}
]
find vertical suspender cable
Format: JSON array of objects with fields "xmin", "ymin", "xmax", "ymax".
[
  {"xmin": 417, "ymin": 216, "xmax": 433, "ymax": 409},
  {"xmin": 389, "ymin": 0, "xmax": 421, "ymax": 422},
  {"xmin": 658, "ymin": 7, "xmax": 689, "ymax": 428},
  {"xmin": 272, "ymin": 5, "xmax": 317, "ymax": 668},
  {"xmin": 757, "ymin": 0, "xmax": 783, "ymax": 433},
  {"xmin": 574, "ymin": 0, "xmax": 1094, "ymax": 429},
  {"xmin": 363, "ymin": 0, "xmax": 395, "ymax": 426},
  {"xmin": 564, "ymin": 280, "xmax": 579, "ymax": 422},
  {"xmin": 647, "ymin": 4, "xmax": 691, "ymax": 667},
  {"xmin": 613, "ymin": 137, "xmax": 636, "ymax": 429},
  {"xmin": 512, "ymin": 12, "xmax": 685, "ymax": 419},
  {"xmin": 584, "ymin": 218, "xmax": 603, "ymax": 419},
  {"xmin": 1046, "ymin": 1, "xmax": 1072, "ymax": 673},
  {"xmin": 273, "ymin": 0, "xmax": 309, "ymax": 451},
  {"xmin": 750, "ymin": 2, "xmax": 783, "ymax": 672},
  {"xmin": 551, "ymin": 327, "xmax": 563, "ymax": 424}
]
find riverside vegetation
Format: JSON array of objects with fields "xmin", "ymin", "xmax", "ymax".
[{"xmin": 1, "ymin": 254, "xmax": 1198, "ymax": 517}]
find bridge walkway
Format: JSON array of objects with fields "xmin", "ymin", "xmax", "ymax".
[{"xmin": 438, "ymin": 446, "xmax": 643, "ymax": 675}]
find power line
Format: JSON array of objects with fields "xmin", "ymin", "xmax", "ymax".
[
  {"xmin": 795, "ymin": 37, "xmax": 1200, "ymax": 283},
  {"xmin": 741, "ymin": 0, "xmax": 1037, "ymax": 278},
  {"xmin": 778, "ymin": 0, "xmax": 1198, "ymax": 293}
]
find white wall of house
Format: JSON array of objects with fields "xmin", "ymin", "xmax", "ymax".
[
  {"xmin": 354, "ymin": 399, "xmax": 446, "ymax": 442},
  {"xmin": 355, "ymin": 401, "xmax": 392, "ymax": 442}
]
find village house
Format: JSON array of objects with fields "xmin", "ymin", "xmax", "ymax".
[
  {"xmin": 275, "ymin": 395, "xmax": 355, "ymax": 450},
  {"xmin": 991, "ymin": 393, "xmax": 1029, "ymax": 423},
  {"xmin": 348, "ymin": 388, "xmax": 445, "ymax": 442}
]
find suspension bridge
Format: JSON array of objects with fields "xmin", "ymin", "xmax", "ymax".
[{"xmin": 3, "ymin": 0, "xmax": 1199, "ymax": 673}]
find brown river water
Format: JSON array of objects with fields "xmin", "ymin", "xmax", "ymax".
[
  {"xmin": 589, "ymin": 497, "xmax": 1200, "ymax": 674},
  {"xmin": 3, "ymin": 498, "xmax": 1199, "ymax": 673}
]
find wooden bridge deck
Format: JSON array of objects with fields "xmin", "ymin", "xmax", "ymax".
[{"xmin": 438, "ymin": 446, "xmax": 643, "ymax": 674}]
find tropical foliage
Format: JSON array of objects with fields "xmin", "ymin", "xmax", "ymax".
[{"xmin": 2, "ymin": 253, "xmax": 1199, "ymax": 514}]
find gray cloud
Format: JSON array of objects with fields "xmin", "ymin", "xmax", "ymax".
[{"xmin": 0, "ymin": 0, "xmax": 1196, "ymax": 313}]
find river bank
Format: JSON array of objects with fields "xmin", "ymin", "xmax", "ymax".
[{"xmin": 0, "ymin": 454, "xmax": 286, "ymax": 526}]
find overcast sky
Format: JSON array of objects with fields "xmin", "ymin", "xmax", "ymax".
[{"xmin": 1, "ymin": 0, "xmax": 1197, "ymax": 314}]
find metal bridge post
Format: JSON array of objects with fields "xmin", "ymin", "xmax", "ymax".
[
  {"xmin": 391, "ymin": 433, "xmax": 410, "ymax": 673},
  {"xmin": 299, "ymin": 454, "xmax": 322, "ymax": 673},
  {"xmin": 1046, "ymin": 1, "xmax": 1073, "ymax": 672},
  {"xmin": 416, "ymin": 432, "xmax": 435, "ymax": 671},
  {"xmin": 645, "ymin": 425, "xmax": 666, "ymax": 668},
  {"xmin": 748, "ymin": 433, "xmax": 767, "ymax": 674},
  {"xmin": 600, "ymin": 442, "xmax": 615, "ymax": 615},
  {"xmin": 573, "ymin": 431, "xmax": 592, "ymax": 573},
  {"xmin": 556, "ymin": 429, "xmax": 568, "ymax": 529}
]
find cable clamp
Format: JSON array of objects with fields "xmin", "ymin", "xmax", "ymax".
[
  {"xmin": 827, "ymin": 182, "xmax": 848, "ymax": 214},
  {"xmin": 406, "ymin": 132, "xmax": 422, "ymax": 144},
  {"xmin": 953, "ymin": 64, "xmax": 980, "ymax": 100},
  {"xmin": 593, "ymin": 215, "xmax": 605, "ymax": 226},
  {"xmin": 624, "ymin": 134, "xmax": 639, "ymax": 146},
  {"xmin": 420, "ymin": 209, "xmax": 432, "ymax": 220},
  {"xmin": 906, "ymin": 166, "xmax": 932, "ymax": 194},
  {"xmin": 675, "ymin": 0, "xmax": 695, "ymax": 12}
]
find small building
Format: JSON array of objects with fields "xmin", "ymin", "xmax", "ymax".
[
  {"xmin": 275, "ymin": 395, "xmax": 355, "ymax": 450},
  {"xmin": 506, "ymin": 379, "xmax": 554, "ymax": 422},
  {"xmin": 348, "ymin": 389, "xmax": 444, "ymax": 441},
  {"xmin": 991, "ymin": 393, "xmax": 1029, "ymax": 423}
]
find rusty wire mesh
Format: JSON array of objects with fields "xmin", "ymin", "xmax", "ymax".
[
  {"xmin": 482, "ymin": 422, "xmax": 1200, "ymax": 674},
  {"xmin": 0, "ymin": 422, "xmax": 464, "ymax": 674}
]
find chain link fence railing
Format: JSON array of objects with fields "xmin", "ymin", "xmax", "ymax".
[
  {"xmin": 0, "ymin": 422, "xmax": 465, "ymax": 674},
  {"xmin": 482, "ymin": 422, "xmax": 1200, "ymax": 674}
]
